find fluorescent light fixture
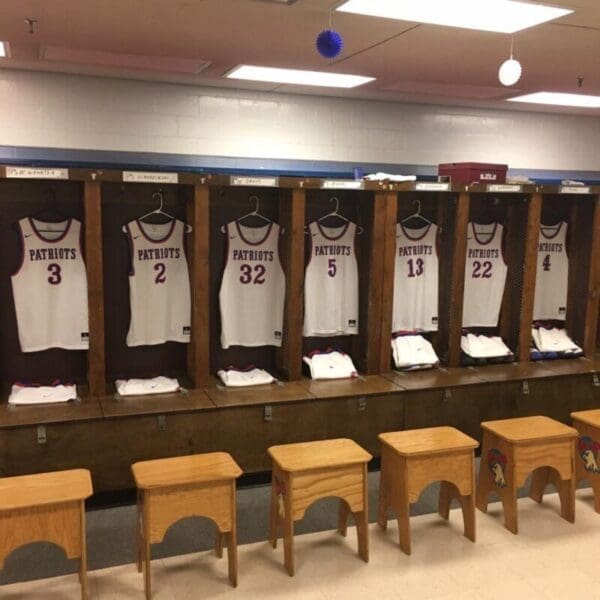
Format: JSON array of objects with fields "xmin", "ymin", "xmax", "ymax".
[
  {"xmin": 226, "ymin": 65, "xmax": 374, "ymax": 88},
  {"xmin": 0, "ymin": 42, "xmax": 8, "ymax": 58},
  {"xmin": 508, "ymin": 92, "xmax": 600, "ymax": 108},
  {"xmin": 337, "ymin": 0, "xmax": 572, "ymax": 34}
]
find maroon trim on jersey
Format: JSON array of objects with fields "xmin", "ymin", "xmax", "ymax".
[
  {"xmin": 235, "ymin": 220, "xmax": 273, "ymax": 246},
  {"xmin": 125, "ymin": 222, "xmax": 135, "ymax": 276},
  {"xmin": 12, "ymin": 220, "xmax": 26, "ymax": 277},
  {"xmin": 540, "ymin": 221, "xmax": 564, "ymax": 240},
  {"xmin": 400, "ymin": 222, "xmax": 432, "ymax": 242},
  {"xmin": 471, "ymin": 221, "xmax": 498, "ymax": 246},
  {"xmin": 136, "ymin": 218, "xmax": 176, "ymax": 244},
  {"xmin": 316, "ymin": 220, "xmax": 350, "ymax": 241},
  {"xmin": 79, "ymin": 223, "xmax": 86, "ymax": 266},
  {"xmin": 29, "ymin": 217, "xmax": 72, "ymax": 243},
  {"xmin": 225, "ymin": 364, "xmax": 257, "ymax": 372}
]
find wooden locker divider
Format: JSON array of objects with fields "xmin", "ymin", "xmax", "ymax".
[
  {"xmin": 582, "ymin": 194, "xmax": 600, "ymax": 356},
  {"xmin": 84, "ymin": 181, "xmax": 106, "ymax": 396},
  {"xmin": 276, "ymin": 188, "xmax": 305, "ymax": 380},
  {"xmin": 447, "ymin": 191, "xmax": 470, "ymax": 368},
  {"xmin": 378, "ymin": 191, "xmax": 398, "ymax": 372},
  {"xmin": 186, "ymin": 183, "xmax": 210, "ymax": 387}
]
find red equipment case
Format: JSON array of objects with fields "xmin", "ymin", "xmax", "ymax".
[{"xmin": 438, "ymin": 162, "xmax": 508, "ymax": 185}]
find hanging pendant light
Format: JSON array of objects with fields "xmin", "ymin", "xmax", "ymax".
[{"xmin": 498, "ymin": 37, "xmax": 522, "ymax": 87}]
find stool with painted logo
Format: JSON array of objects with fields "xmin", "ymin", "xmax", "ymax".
[
  {"xmin": 476, "ymin": 415, "xmax": 577, "ymax": 534},
  {"xmin": 268, "ymin": 438, "xmax": 372, "ymax": 576},
  {"xmin": 378, "ymin": 426, "xmax": 479, "ymax": 555},
  {"xmin": 131, "ymin": 452, "xmax": 242, "ymax": 599},
  {"xmin": 0, "ymin": 469, "xmax": 93, "ymax": 599},
  {"xmin": 571, "ymin": 409, "xmax": 600, "ymax": 512}
]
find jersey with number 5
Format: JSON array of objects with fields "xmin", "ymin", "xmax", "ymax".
[
  {"xmin": 126, "ymin": 218, "xmax": 191, "ymax": 346},
  {"xmin": 462, "ymin": 222, "xmax": 507, "ymax": 327},
  {"xmin": 219, "ymin": 221, "xmax": 285, "ymax": 348},
  {"xmin": 392, "ymin": 223, "xmax": 439, "ymax": 333},
  {"xmin": 303, "ymin": 221, "xmax": 358, "ymax": 336},
  {"xmin": 533, "ymin": 222, "xmax": 568, "ymax": 320},
  {"xmin": 12, "ymin": 217, "xmax": 89, "ymax": 352}
]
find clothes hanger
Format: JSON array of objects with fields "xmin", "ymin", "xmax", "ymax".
[
  {"xmin": 221, "ymin": 195, "xmax": 283, "ymax": 234},
  {"xmin": 307, "ymin": 197, "xmax": 363, "ymax": 234},
  {"xmin": 401, "ymin": 199, "xmax": 434, "ymax": 228},
  {"xmin": 122, "ymin": 190, "xmax": 192, "ymax": 233},
  {"xmin": 30, "ymin": 188, "xmax": 70, "ymax": 232}
]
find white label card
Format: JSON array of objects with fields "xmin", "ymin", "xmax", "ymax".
[
  {"xmin": 415, "ymin": 182, "xmax": 450, "ymax": 192},
  {"xmin": 321, "ymin": 180, "xmax": 364, "ymax": 190},
  {"xmin": 560, "ymin": 186, "xmax": 591, "ymax": 194},
  {"xmin": 230, "ymin": 176, "xmax": 279, "ymax": 187},
  {"xmin": 6, "ymin": 167, "xmax": 69, "ymax": 180},
  {"xmin": 123, "ymin": 171, "xmax": 178, "ymax": 184},
  {"xmin": 486, "ymin": 184, "xmax": 522, "ymax": 193}
]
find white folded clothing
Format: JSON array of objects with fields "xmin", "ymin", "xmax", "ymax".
[
  {"xmin": 115, "ymin": 376, "xmax": 180, "ymax": 396},
  {"xmin": 461, "ymin": 334, "xmax": 512, "ymax": 358},
  {"xmin": 391, "ymin": 335, "xmax": 439, "ymax": 369},
  {"xmin": 363, "ymin": 172, "xmax": 417, "ymax": 182},
  {"xmin": 532, "ymin": 328, "xmax": 581, "ymax": 353},
  {"xmin": 217, "ymin": 367, "xmax": 276, "ymax": 387},
  {"xmin": 506, "ymin": 175, "xmax": 534, "ymax": 184},
  {"xmin": 8, "ymin": 382, "xmax": 77, "ymax": 405},
  {"xmin": 561, "ymin": 180, "xmax": 585, "ymax": 186},
  {"xmin": 303, "ymin": 350, "xmax": 358, "ymax": 380}
]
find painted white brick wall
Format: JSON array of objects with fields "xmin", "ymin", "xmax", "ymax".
[{"xmin": 1, "ymin": 69, "xmax": 599, "ymax": 170}]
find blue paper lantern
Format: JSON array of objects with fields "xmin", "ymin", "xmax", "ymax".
[{"xmin": 316, "ymin": 29, "xmax": 343, "ymax": 59}]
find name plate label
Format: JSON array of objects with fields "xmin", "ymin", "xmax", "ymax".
[
  {"xmin": 321, "ymin": 180, "xmax": 364, "ymax": 190},
  {"xmin": 560, "ymin": 186, "xmax": 591, "ymax": 194},
  {"xmin": 123, "ymin": 171, "xmax": 178, "ymax": 184},
  {"xmin": 6, "ymin": 167, "xmax": 69, "ymax": 180},
  {"xmin": 415, "ymin": 182, "xmax": 450, "ymax": 192},
  {"xmin": 486, "ymin": 184, "xmax": 522, "ymax": 193},
  {"xmin": 230, "ymin": 176, "xmax": 279, "ymax": 187}
]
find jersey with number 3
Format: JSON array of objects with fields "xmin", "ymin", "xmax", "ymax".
[
  {"xmin": 392, "ymin": 223, "xmax": 439, "ymax": 332},
  {"xmin": 303, "ymin": 221, "xmax": 358, "ymax": 336},
  {"xmin": 11, "ymin": 217, "xmax": 89, "ymax": 352},
  {"xmin": 533, "ymin": 222, "xmax": 568, "ymax": 320},
  {"xmin": 126, "ymin": 219, "xmax": 191, "ymax": 346},
  {"xmin": 462, "ymin": 222, "xmax": 507, "ymax": 327},
  {"xmin": 219, "ymin": 221, "xmax": 285, "ymax": 348}
]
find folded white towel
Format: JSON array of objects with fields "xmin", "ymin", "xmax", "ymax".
[
  {"xmin": 303, "ymin": 350, "xmax": 358, "ymax": 380},
  {"xmin": 217, "ymin": 367, "xmax": 276, "ymax": 387},
  {"xmin": 363, "ymin": 172, "xmax": 417, "ymax": 182},
  {"xmin": 391, "ymin": 335, "xmax": 439, "ymax": 369},
  {"xmin": 8, "ymin": 382, "xmax": 77, "ymax": 405},
  {"xmin": 115, "ymin": 376, "xmax": 180, "ymax": 396},
  {"xmin": 461, "ymin": 334, "xmax": 512, "ymax": 358},
  {"xmin": 532, "ymin": 328, "xmax": 581, "ymax": 353}
]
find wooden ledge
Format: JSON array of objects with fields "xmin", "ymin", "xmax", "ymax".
[
  {"xmin": 206, "ymin": 380, "xmax": 314, "ymax": 409},
  {"xmin": 473, "ymin": 362, "xmax": 557, "ymax": 383},
  {"xmin": 540, "ymin": 357, "xmax": 599, "ymax": 376},
  {"xmin": 299, "ymin": 375, "xmax": 401, "ymax": 399},
  {"xmin": 383, "ymin": 367, "xmax": 487, "ymax": 391}
]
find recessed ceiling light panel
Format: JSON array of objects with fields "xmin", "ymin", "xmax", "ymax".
[
  {"xmin": 0, "ymin": 42, "xmax": 9, "ymax": 58},
  {"xmin": 226, "ymin": 65, "xmax": 374, "ymax": 88},
  {"xmin": 337, "ymin": 0, "xmax": 573, "ymax": 34},
  {"xmin": 508, "ymin": 92, "xmax": 600, "ymax": 108}
]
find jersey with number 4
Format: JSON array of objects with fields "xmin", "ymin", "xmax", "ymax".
[
  {"xmin": 462, "ymin": 222, "xmax": 507, "ymax": 327},
  {"xmin": 219, "ymin": 221, "xmax": 285, "ymax": 348},
  {"xmin": 533, "ymin": 222, "xmax": 568, "ymax": 320},
  {"xmin": 303, "ymin": 221, "xmax": 358, "ymax": 336},
  {"xmin": 126, "ymin": 219, "xmax": 191, "ymax": 346},
  {"xmin": 392, "ymin": 223, "xmax": 439, "ymax": 332},
  {"xmin": 11, "ymin": 217, "xmax": 89, "ymax": 352}
]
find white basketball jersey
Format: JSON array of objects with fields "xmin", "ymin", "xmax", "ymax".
[
  {"xmin": 392, "ymin": 223, "xmax": 439, "ymax": 332},
  {"xmin": 303, "ymin": 221, "xmax": 359, "ymax": 336},
  {"xmin": 219, "ymin": 221, "xmax": 285, "ymax": 348},
  {"xmin": 533, "ymin": 222, "xmax": 568, "ymax": 320},
  {"xmin": 11, "ymin": 217, "xmax": 89, "ymax": 352},
  {"xmin": 126, "ymin": 219, "xmax": 191, "ymax": 346},
  {"xmin": 462, "ymin": 222, "xmax": 507, "ymax": 327}
]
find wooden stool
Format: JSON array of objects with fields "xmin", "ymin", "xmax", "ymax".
[
  {"xmin": 571, "ymin": 409, "xmax": 600, "ymax": 512},
  {"xmin": 0, "ymin": 469, "xmax": 92, "ymax": 599},
  {"xmin": 378, "ymin": 426, "xmax": 478, "ymax": 555},
  {"xmin": 268, "ymin": 438, "xmax": 371, "ymax": 576},
  {"xmin": 476, "ymin": 415, "xmax": 577, "ymax": 534},
  {"xmin": 131, "ymin": 452, "xmax": 242, "ymax": 599}
]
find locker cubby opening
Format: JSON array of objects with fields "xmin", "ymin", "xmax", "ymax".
[
  {"xmin": 302, "ymin": 189, "xmax": 376, "ymax": 374},
  {"xmin": 465, "ymin": 193, "xmax": 531, "ymax": 360},
  {"xmin": 0, "ymin": 179, "xmax": 87, "ymax": 397},
  {"xmin": 209, "ymin": 185, "xmax": 292, "ymax": 378},
  {"xmin": 101, "ymin": 182, "xmax": 194, "ymax": 387}
]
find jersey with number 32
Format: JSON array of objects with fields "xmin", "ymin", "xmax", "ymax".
[
  {"xmin": 126, "ymin": 219, "xmax": 191, "ymax": 346},
  {"xmin": 219, "ymin": 221, "xmax": 285, "ymax": 348},
  {"xmin": 11, "ymin": 217, "xmax": 89, "ymax": 352},
  {"xmin": 303, "ymin": 221, "xmax": 358, "ymax": 336}
]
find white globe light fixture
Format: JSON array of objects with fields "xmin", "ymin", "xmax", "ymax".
[{"xmin": 498, "ymin": 37, "xmax": 522, "ymax": 87}]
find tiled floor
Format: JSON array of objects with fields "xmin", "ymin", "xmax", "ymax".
[{"xmin": 3, "ymin": 490, "xmax": 600, "ymax": 599}]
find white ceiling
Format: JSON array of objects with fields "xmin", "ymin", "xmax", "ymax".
[{"xmin": 0, "ymin": 0, "xmax": 599, "ymax": 114}]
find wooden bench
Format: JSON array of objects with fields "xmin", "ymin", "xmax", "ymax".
[
  {"xmin": 571, "ymin": 408, "xmax": 600, "ymax": 512},
  {"xmin": 378, "ymin": 426, "xmax": 478, "ymax": 554},
  {"xmin": 0, "ymin": 469, "xmax": 92, "ymax": 599},
  {"xmin": 131, "ymin": 452, "xmax": 242, "ymax": 599},
  {"xmin": 476, "ymin": 415, "xmax": 577, "ymax": 534},
  {"xmin": 268, "ymin": 438, "xmax": 372, "ymax": 576}
]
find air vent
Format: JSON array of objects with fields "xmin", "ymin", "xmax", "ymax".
[{"xmin": 40, "ymin": 46, "xmax": 211, "ymax": 75}]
